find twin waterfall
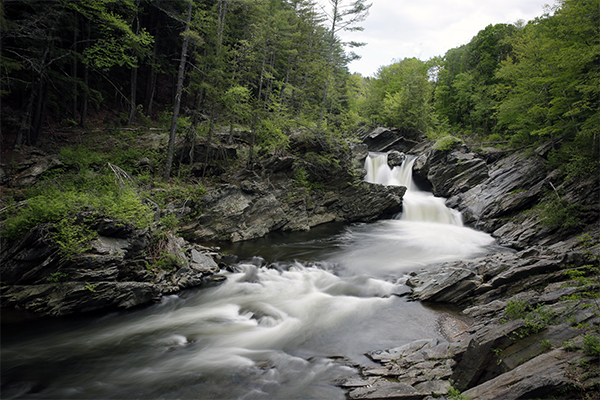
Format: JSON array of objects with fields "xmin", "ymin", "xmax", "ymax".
[{"xmin": 364, "ymin": 152, "xmax": 462, "ymax": 225}]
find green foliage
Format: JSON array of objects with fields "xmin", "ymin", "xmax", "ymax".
[
  {"xmin": 582, "ymin": 334, "xmax": 600, "ymax": 358},
  {"xmin": 547, "ymin": 135, "xmax": 600, "ymax": 180},
  {"xmin": 160, "ymin": 214, "xmax": 180, "ymax": 232},
  {"xmin": 84, "ymin": 282, "xmax": 99, "ymax": 292},
  {"xmin": 433, "ymin": 135, "xmax": 462, "ymax": 151},
  {"xmin": 448, "ymin": 385, "xmax": 470, "ymax": 400},
  {"xmin": 365, "ymin": 58, "xmax": 434, "ymax": 131},
  {"xmin": 504, "ymin": 299, "xmax": 529, "ymax": 321},
  {"xmin": 255, "ymin": 118, "xmax": 290, "ymax": 154},
  {"xmin": 293, "ymin": 166, "xmax": 323, "ymax": 191},
  {"xmin": 518, "ymin": 304, "xmax": 558, "ymax": 337},
  {"xmin": 59, "ymin": 146, "xmax": 105, "ymax": 171},
  {"xmin": 540, "ymin": 339, "xmax": 552, "ymax": 351},
  {"xmin": 538, "ymin": 196, "xmax": 583, "ymax": 230},
  {"xmin": 53, "ymin": 216, "xmax": 96, "ymax": 260},
  {"xmin": 47, "ymin": 272, "xmax": 69, "ymax": 284},
  {"xmin": 504, "ymin": 300, "xmax": 558, "ymax": 338},
  {"xmin": 2, "ymin": 175, "xmax": 153, "ymax": 241},
  {"xmin": 151, "ymin": 252, "xmax": 181, "ymax": 271}
]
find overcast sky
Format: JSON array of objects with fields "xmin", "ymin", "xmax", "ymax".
[{"xmin": 322, "ymin": 0, "xmax": 555, "ymax": 77}]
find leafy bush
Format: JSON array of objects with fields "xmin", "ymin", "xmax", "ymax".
[
  {"xmin": 2, "ymin": 184, "xmax": 153, "ymax": 240},
  {"xmin": 53, "ymin": 216, "xmax": 96, "ymax": 260},
  {"xmin": 433, "ymin": 135, "xmax": 462, "ymax": 151},
  {"xmin": 538, "ymin": 196, "xmax": 583, "ymax": 230},
  {"xmin": 504, "ymin": 299, "xmax": 529, "ymax": 320},
  {"xmin": 59, "ymin": 146, "xmax": 105, "ymax": 171},
  {"xmin": 582, "ymin": 334, "xmax": 600, "ymax": 358}
]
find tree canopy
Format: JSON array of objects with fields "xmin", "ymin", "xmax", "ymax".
[{"xmin": 2, "ymin": 0, "xmax": 597, "ymax": 180}]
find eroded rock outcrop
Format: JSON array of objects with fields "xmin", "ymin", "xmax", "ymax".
[
  {"xmin": 0, "ymin": 218, "xmax": 221, "ymax": 316},
  {"xmin": 180, "ymin": 180, "xmax": 406, "ymax": 242},
  {"xmin": 180, "ymin": 136, "xmax": 407, "ymax": 242}
]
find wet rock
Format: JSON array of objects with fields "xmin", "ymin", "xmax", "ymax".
[
  {"xmin": 182, "ymin": 182, "xmax": 406, "ymax": 243},
  {"xmin": 348, "ymin": 379, "xmax": 422, "ymax": 400},
  {"xmin": 451, "ymin": 320, "xmax": 527, "ymax": 390},
  {"xmin": 461, "ymin": 348, "xmax": 580, "ymax": 400},
  {"xmin": 500, "ymin": 324, "xmax": 582, "ymax": 371},
  {"xmin": 360, "ymin": 127, "xmax": 424, "ymax": 153},
  {"xmin": 387, "ymin": 151, "xmax": 405, "ymax": 167},
  {"xmin": 348, "ymin": 338, "xmax": 461, "ymax": 399},
  {"xmin": 407, "ymin": 263, "xmax": 480, "ymax": 303},
  {"xmin": 0, "ymin": 221, "xmax": 222, "ymax": 317}
]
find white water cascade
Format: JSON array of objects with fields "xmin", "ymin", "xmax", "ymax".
[{"xmin": 364, "ymin": 152, "xmax": 462, "ymax": 225}]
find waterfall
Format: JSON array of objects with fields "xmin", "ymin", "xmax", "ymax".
[{"xmin": 364, "ymin": 152, "xmax": 462, "ymax": 225}]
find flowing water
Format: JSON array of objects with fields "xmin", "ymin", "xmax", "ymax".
[{"xmin": 1, "ymin": 153, "xmax": 497, "ymax": 399}]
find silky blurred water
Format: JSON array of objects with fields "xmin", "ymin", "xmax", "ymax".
[{"xmin": 1, "ymin": 153, "xmax": 498, "ymax": 399}]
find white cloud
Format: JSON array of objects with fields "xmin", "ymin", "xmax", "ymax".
[{"xmin": 326, "ymin": 0, "xmax": 555, "ymax": 76}]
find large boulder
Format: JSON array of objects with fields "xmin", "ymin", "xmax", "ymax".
[
  {"xmin": 360, "ymin": 127, "xmax": 424, "ymax": 153},
  {"xmin": 412, "ymin": 145, "xmax": 489, "ymax": 198},
  {"xmin": 446, "ymin": 150, "xmax": 548, "ymax": 226},
  {"xmin": 180, "ymin": 181, "xmax": 406, "ymax": 242},
  {"xmin": 461, "ymin": 348, "xmax": 581, "ymax": 400}
]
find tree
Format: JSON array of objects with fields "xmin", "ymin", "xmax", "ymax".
[
  {"xmin": 318, "ymin": 0, "xmax": 371, "ymax": 130},
  {"xmin": 365, "ymin": 58, "xmax": 433, "ymax": 131},
  {"xmin": 496, "ymin": 0, "xmax": 599, "ymax": 144},
  {"xmin": 164, "ymin": 0, "xmax": 193, "ymax": 181}
]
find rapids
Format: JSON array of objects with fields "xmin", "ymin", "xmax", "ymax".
[{"xmin": 1, "ymin": 152, "xmax": 497, "ymax": 399}]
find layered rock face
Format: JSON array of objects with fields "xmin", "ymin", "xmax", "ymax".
[
  {"xmin": 180, "ymin": 136, "xmax": 406, "ymax": 242},
  {"xmin": 0, "ymin": 218, "xmax": 221, "ymax": 316},
  {"xmin": 181, "ymin": 180, "xmax": 405, "ymax": 242}
]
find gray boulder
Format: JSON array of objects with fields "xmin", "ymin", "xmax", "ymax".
[
  {"xmin": 360, "ymin": 127, "xmax": 424, "ymax": 153},
  {"xmin": 181, "ymin": 181, "xmax": 406, "ymax": 242}
]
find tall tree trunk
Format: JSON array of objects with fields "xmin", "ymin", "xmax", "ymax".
[
  {"xmin": 128, "ymin": 63, "xmax": 138, "ymax": 125},
  {"xmin": 257, "ymin": 45, "xmax": 267, "ymax": 104},
  {"xmin": 164, "ymin": 1, "xmax": 192, "ymax": 181},
  {"xmin": 80, "ymin": 20, "xmax": 91, "ymax": 128},
  {"xmin": 145, "ymin": 35, "xmax": 158, "ymax": 117},
  {"xmin": 72, "ymin": 12, "xmax": 78, "ymax": 123},
  {"xmin": 128, "ymin": 8, "xmax": 140, "ymax": 125},
  {"xmin": 30, "ymin": 79, "xmax": 47, "ymax": 145},
  {"xmin": 216, "ymin": 0, "xmax": 228, "ymax": 61}
]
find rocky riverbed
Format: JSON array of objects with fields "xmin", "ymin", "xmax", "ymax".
[{"xmin": 1, "ymin": 127, "xmax": 598, "ymax": 399}]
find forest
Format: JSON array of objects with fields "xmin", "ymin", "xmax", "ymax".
[
  {"xmin": 2, "ymin": 0, "xmax": 598, "ymax": 177},
  {"xmin": 0, "ymin": 0, "xmax": 598, "ymax": 240}
]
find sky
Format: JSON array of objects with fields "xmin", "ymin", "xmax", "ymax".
[{"xmin": 322, "ymin": 0, "xmax": 555, "ymax": 77}]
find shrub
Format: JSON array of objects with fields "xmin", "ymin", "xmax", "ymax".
[
  {"xmin": 583, "ymin": 334, "xmax": 600, "ymax": 358},
  {"xmin": 538, "ymin": 196, "xmax": 583, "ymax": 230},
  {"xmin": 53, "ymin": 216, "xmax": 96, "ymax": 260},
  {"xmin": 504, "ymin": 299, "xmax": 529, "ymax": 320},
  {"xmin": 433, "ymin": 135, "xmax": 462, "ymax": 151}
]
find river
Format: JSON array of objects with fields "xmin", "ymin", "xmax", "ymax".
[{"xmin": 1, "ymin": 153, "xmax": 498, "ymax": 399}]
